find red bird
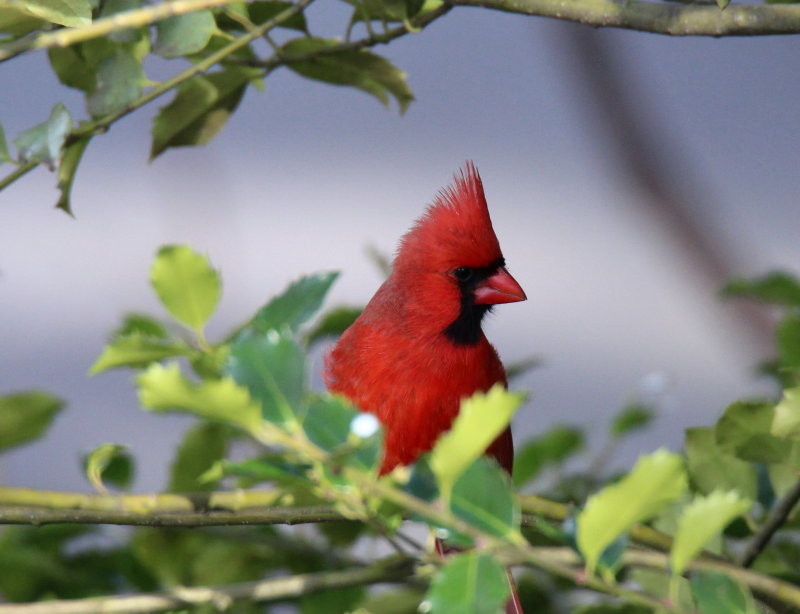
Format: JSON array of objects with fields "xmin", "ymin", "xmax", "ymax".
[
  {"xmin": 325, "ymin": 163, "xmax": 526, "ymax": 473},
  {"xmin": 326, "ymin": 163, "xmax": 526, "ymax": 613}
]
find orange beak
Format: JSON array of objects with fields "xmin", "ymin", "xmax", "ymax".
[{"xmin": 473, "ymin": 267, "xmax": 527, "ymax": 305}]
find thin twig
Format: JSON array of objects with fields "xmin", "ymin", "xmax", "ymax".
[
  {"xmin": 0, "ymin": 555, "xmax": 415, "ymax": 614},
  {"xmin": 739, "ymin": 478, "xmax": 800, "ymax": 568}
]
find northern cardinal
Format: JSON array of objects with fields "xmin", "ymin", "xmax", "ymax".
[{"xmin": 325, "ymin": 163, "xmax": 526, "ymax": 612}]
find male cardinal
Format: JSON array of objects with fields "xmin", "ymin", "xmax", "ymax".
[{"xmin": 325, "ymin": 163, "xmax": 526, "ymax": 613}]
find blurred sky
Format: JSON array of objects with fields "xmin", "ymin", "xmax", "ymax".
[{"xmin": 1, "ymin": 3, "xmax": 799, "ymax": 493}]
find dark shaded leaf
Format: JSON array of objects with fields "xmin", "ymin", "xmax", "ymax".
[
  {"xmin": 777, "ymin": 315, "xmax": 800, "ymax": 369},
  {"xmin": 715, "ymin": 400, "xmax": 791, "ymax": 463},
  {"xmin": 98, "ymin": 0, "xmax": 142, "ymax": 42},
  {"xmin": 610, "ymin": 403, "xmax": 654, "ymax": 438},
  {"xmin": 83, "ymin": 443, "xmax": 134, "ymax": 491},
  {"xmin": 690, "ymin": 570, "xmax": 757, "ymax": 614},
  {"xmin": 283, "ymin": 37, "xmax": 413, "ymax": 113},
  {"xmin": 513, "ymin": 425, "xmax": 583, "ymax": 487},
  {"xmin": 218, "ymin": 0, "xmax": 307, "ymax": 32},
  {"xmin": 305, "ymin": 305, "xmax": 361, "ymax": 345},
  {"xmin": 150, "ymin": 68, "xmax": 254, "ymax": 159},
  {"xmin": 684, "ymin": 427, "xmax": 757, "ymax": 498},
  {"xmin": 227, "ymin": 329, "xmax": 306, "ymax": 425},
  {"xmin": 721, "ymin": 271, "xmax": 800, "ymax": 307},
  {"xmin": 55, "ymin": 134, "xmax": 89, "ymax": 214},
  {"xmin": 154, "ymin": 10, "xmax": 215, "ymax": 57},
  {"xmin": 425, "ymin": 552, "xmax": 509, "ymax": 614},
  {"xmin": 13, "ymin": 103, "xmax": 72, "ymax": 169},
  {"xmin": 169, "ymin": 422, "xmax": 230, "ymax": 492},
  {"xmin": 113, "ymin": 313, "xmax": 169, "ymax": 339},
  {"xmin": 0, "ymin": 391, "xmax": 64, "ymax": 453},
  {"xmin": 0, "ymin": 122, "xmax": 12, "ymax": 163},
  {"xmin": 86, "ymin": 49, "xmax": 146, "ymax": 118}
]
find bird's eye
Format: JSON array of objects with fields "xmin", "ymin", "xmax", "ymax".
[{"xmin": 453, "ymin": 266, "xmax": 473, "ymax": 282}]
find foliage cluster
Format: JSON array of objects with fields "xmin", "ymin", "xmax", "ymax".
[{"xmin": 1, "ymin": 246, "xmax": 800, "ymax": 613}]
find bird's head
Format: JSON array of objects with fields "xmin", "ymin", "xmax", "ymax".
[{"xmin": 393, "ymin": 163, "xmax": 526, "ymax": 345}]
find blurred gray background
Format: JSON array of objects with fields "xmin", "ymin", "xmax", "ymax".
[{"xmin": 1, "ymin": 2, "xmax": 798, "ymax": 493}]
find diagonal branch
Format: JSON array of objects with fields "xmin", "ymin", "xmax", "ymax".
[
  {"xmin": 738, "ymin": 477, "xmax": 800, "ymax": 568},
  {"xmin": 0, "ymin": 555, "xmax": 415, "ymax": 614},
  {"xmin": 448, "ymin": 0, "xmax": 800, "ymax": 36}
]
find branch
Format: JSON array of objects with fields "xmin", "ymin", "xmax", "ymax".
[
  {"xmin": 448, "ymin": 0, "xmax": 800, "ymax": 36},
  {"xmin": 739, "ymin": 477, "xmax": 800, "ymax": 568},
  {"xmin": 0, "ymin": 0, "xmax": 246, "ymax": 63},
  {"xmin": 0, "ymin": 555, "xmax": 415, "ymax": 614}
]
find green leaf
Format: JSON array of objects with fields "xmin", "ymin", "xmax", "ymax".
[
  {"xmin": 716, "ymin": 0, "xmax": 729, "ymax": 8},
  {"xmin": 55, "ymin": 135, "xmax": 89, "ymax": 215},
  {"xmin": 777, "ymin": 315, "xmax": 800, "ymax": 369},
  {"xmin": 690, "ymin": 570, "xmax": 757, "ymax": 614},
  {"xmin": 137, "ymin": 362, "xmax": 262, "ymax": 432},
  {"xmin": 113, "ymin": 313, "xmax": 169, "ymax": 339},
  {"xmin": 89, "ymin": 334, "xmax": 188, "ymax": 375},
  {"xmin": 84, "ymin": 443, "xmax": 132, "ymax": 492},
  {"xmin": 305, "ymin": 305, "xmax": 362, "ymax": 345},
  {"xmin": 430, "ymin": 385, "xmax": 524, "ymax": 500},
  {"xmin": 86, "ymin": 49, "xmax": 146, "ymax": 119},
  {"xmin": 721, "ymin": 271, "xmax": 800, "ymax": 307},
  {"xmin": 245, "ymin": 272, "xmax": 339, "ymax": 337},
  {"xmin": 772, "ymin": 386, "xmax": 800, "ymax": 440},
  {"xmin": 715, "ymin": 400, "xmax": 791, "ymax": 463},
  {"xmin": 670, "ymin": 491, "xmax": 751, "ymax": 575},
  {"xmin": 226, "ymin": 329, "xmax": 305, "ymax": 425},
  {"xmin": 98, "ymin": 0, "xmax": 142, "ymax": 42},
  {"xmin": 20, "ymin": 0, "xmax": 90, "ymax": 26},
  {"xmin": 684, "ymin": 427, "xmax": 757, "ymax": 499},
  {"xmin": 150, "ymin": 68, "xmax": 253, "ymax": 159},
  {"xmin": 207, "ymin": 454, "xmax": 309, "ymax": 486},
  {"xmin": 573, "ymin": 605, "xmax": 652, "ymax": 614},
  {"xmin": 169, "ymin": 422, "xmax": 230, "ymax": 492},
  {"xmin": 512, "ymin": 424, "xmax": 583, "ymax": 487},
  {"xmin": 450, "ymin": 457, "xmax": 520, "ymax": 540},
  {"xmin": 14, "ymin": 103, "xmax": 72, "ymax": 170},
  {"xmin": 153, "ymin": 10, "xmax": 215, "ymax": 57},
  {"xmin": 0, "ymin": 3, "xmax": 44, "ymax": 36},
  {"xmin": 577, "ymin": 449, "xmax": 687, "ymax": 574},
  {"xmin": 610, "ymin": 403, "xmax": 654, "ymax": 438},
  {"xmin": 150, "ymin": 245, "xmax": 221, "ymax": 333},
  {"xmin": 48, "ymin": 46, "xmax": 99, "ymax": 93},
  {"xmin": 0, "ymin": 391, "xmax": 64, "ymax": 453},
  {"xmin": 303, "ymin": 396, "xmax": 382, "ymax": 471},
  {"xmin": 217, "ymin": 1, "xmax": 307, "ymax": 32},
  {"xmin": 424, "ymin": 552, "xmax": 509, "ymax": 614},
  {"xmin": 283, "ymin": 37, "xmax": 414, "ymax": 113},
  {"xmin": 0, "ymin": 122, "xmax": 11, "ymax": 164}
]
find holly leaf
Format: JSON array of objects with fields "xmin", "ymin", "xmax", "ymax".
[
  {"xmin": 425, "ymin": 552, "xmax": 509, "ymax": 614},
  {"xmin": 14, "ymin": 103, "xmax": 72, "ymax": 170}
]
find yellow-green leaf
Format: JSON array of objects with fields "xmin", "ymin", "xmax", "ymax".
[
  {"xmin": 577, "ymin": 449, "xmax": 687, "ymax": 574},
  {"xmin": 150, "ymin": 245, "xmax": 221, "ymax": 332},
  {"xmin": 89, "ymin": 334, "xmax": 188, "ymax": 375},
  {"xmin": 430, "ymin": 384, "xmax": 524, "ymax": 500},
  {"xmin": 670, "ymin": 490, "xmax": 751, "ymax": 575},
  {"xmin": 20, "ymin": 0, "xmax": 90, "ymax": 27},
  {"xmin": 772, "ymin": 387, "xmax": 800, "ymax": 440},
  {"xmin": 137, "ymin": 362, "xmax": 261, "ymax": 433},
  {"xmin": 85, "ymin": 443, "xmax": 129, "ymax": 493}
]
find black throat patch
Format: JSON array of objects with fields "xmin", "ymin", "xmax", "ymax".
[{"xmin": 443, "ymin": 258, "xmax": 504, "ymax": 346}]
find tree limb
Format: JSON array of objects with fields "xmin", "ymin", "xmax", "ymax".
[
  {"xmin": 449, "ymin": 0, "xmax": 800, "ymax": 36},
  {"xmin": 739, "ymin": 477, "xmax": 800, "ymax": 568},
  {"xmin": 0, "ymin": 555, "xmax": 415, "ymax": 614}
]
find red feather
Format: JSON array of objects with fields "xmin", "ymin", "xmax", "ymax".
[{"xmin": 325, "ymin": 163, "xmax": 525, "ymax": 474}]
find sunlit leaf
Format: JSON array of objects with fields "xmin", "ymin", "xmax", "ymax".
[
  {"xmin": 424, "ymin": 552, "xmax": 509, "ymax": 614},
  {"xmin": 715, "ymin": 400, "xmax": 791, "ymax": 463},
  {"xmin": 226, "ymin": 328, "xmax": 305, "ymax": 425},
  {"xmin": 150, "ymin": 68, "xmax": 253, "ymax": 159},
  {"xmin": 0, "ymin": 391, "xmax": 64, "ymax": 452},
  {"xmin": 154, "ymin": 10, "xmax": 215, "ymax": 57},
  {"xmin": 89, "ymin": 334, "xmax": 188, "ymax": 375},
  {"xmin": 20, "ymin": 0, "xmax": 90, "ymax": 26},
  {"xmin": 513, "ymin": 424, "xmax": 583, "ymax": 487},
  {"xmin": 86, "ymin": 49, "xmax": 146, "ymax": 118},
  {"xmin": 430, "ymin": 385, "xmax": 524, "ymax": 500},
  {"xmin": 283, "ymin": 37, "xmax": 413, "ymax": 113},
  {"xmin": 577, "ymin": 450, "xmax": 686, "ymax": 574},
  {"xmin": 137, "ymin": 362, "xmax": 262, "ymax": 432},
  {"xmin": 771, "ymin": 386, "xmax": 800, "ymax": 440},
  {"xmin": 150, "ymin": 245, "xmax": 221, "ymax": 332},
  {"xmin": 84, "ymin": 443, "xmax": 132, "ymax": 493},
  {"xmin": 14, "ymin": 103, "xmax": 72, "ymax": 170},
  {"xmin": 670, "ymin": 491, "xmax": 751, "ymax": 575},
  {"xmin": 0, "ymin": 3, "xmax": 44, "ymax": 36}
]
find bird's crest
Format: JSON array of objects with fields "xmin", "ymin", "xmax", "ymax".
[{"xmin": 396, "ymin": 162, "xmax": 502, "ymax": 271}]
